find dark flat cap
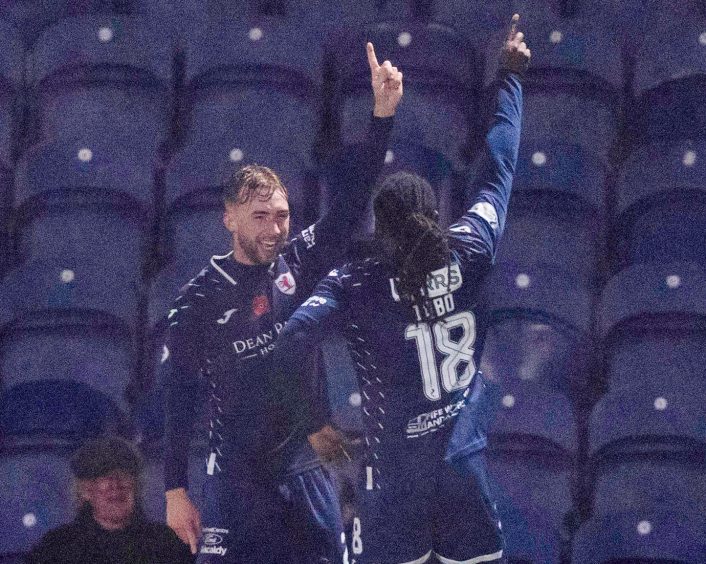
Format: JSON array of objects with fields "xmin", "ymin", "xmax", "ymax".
[{"xmin": 70, "ymin": 436, "xmax": 144, "ymax": 480}]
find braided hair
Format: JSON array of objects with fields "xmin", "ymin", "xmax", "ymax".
[{"xmin": 373, "ymin": 172, "xmax": 450, "ymax": 308}]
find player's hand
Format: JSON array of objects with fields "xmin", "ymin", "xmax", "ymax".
[
  {"xmin": 500, "ymin": 14, "xmax": 531, "ymax": 75},
  {"xmin": 367, "ymin": 42, "xmax": 403, "ymax": 118},
  {"xmin": 308, "ymin": 424, "xmax": 352, "ymax": 463},
  {"xmin": 166, "ymin": 488, "xmax": 202, "ymax": 555}
]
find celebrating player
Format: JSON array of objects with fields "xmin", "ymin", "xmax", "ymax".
[
  {"xmin": 274, "ymin": 15, "xmax": 529, "ymax": 563},
  {"xmin": 160, "ymin": 43, "xmax": 403, "ymax": 563}
]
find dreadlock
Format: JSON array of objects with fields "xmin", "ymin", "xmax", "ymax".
[{"xmin": 373, "ymin": 172, "xmax": 450, "ymax": 309}]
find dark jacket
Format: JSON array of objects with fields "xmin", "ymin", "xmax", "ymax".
[{"xmin": 26, "ymin": 505, "xmax": 193, "ymax": 564}]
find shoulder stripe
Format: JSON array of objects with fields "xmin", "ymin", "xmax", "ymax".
[{"xmin": 210, "ymin": 252, "xmax": 238, "ymax": 286}]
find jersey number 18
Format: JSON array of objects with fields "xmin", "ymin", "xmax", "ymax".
[{"xmin": 405, "ymin": 311, "xmax": 477, "ymax": 401}]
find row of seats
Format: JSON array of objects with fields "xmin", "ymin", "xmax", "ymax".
[
  {"xmin": 2, "ymin": 135, "xmax": 705, "ymax": 284},
  {"xmin": 0, "ymin": 1, "xmax": 702, "ymax": 166},
  {"xmin": 2, "ymin": 260, "xmax": 705, "ymax": 406},
  {"xmin": 1, "ymin": 432, "xmax": 704, "ymax": 561}
]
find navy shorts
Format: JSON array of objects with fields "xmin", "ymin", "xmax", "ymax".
[
  {"xmin": 349, "ymin": 450, "xmax": 504, "ymax": 564},
  {"xmin": 196, "ymin": 464, "xmax": 345, "ymax": 564}
]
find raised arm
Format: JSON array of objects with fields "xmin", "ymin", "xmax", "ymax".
[
  {"xmin": 450, "ymin": 15, "xmax": 530, "ymax": 264},
  {"xmin": 290, "ymin": 44, "xmax": 402, "ymax": 285},
  {"xmin": 321, "ymin": 42, "xmax": 404, "ymax": 233}
]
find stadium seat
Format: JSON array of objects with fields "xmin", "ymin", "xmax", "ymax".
[
  {"xmin": 589, "ymin": 455, "xmax": 706, "ymax": 525},
  {"xmin": 613, "ymin": 140, "xmax": 706, "ymax": 270},
  {"xmin": 423, "ymin": 0, "xmax": 513, "ymax": 58},
  {"xmin": 320, "ymin": 335, "xmax": 365, "ymax": 435},
  {"xmin": 479, "ymin": 264, "xmax": 593, "ymax": 399},
  {"xmin": 328, "ymin": 22, "xmax": 478, "ymax": 167},
  {"xmin": 487, "ymin": 446, "xmax": 574, "ymax": 563},
  {"xmin": 0, "ymin": 0, "xmax": 115, "ymax": 46},
  {"xmin": 497, "ymin": 140, "xmax": 605, "ymax": 283},
  {"xmin": 1, "ymin": 379, "xmax": 126, "ymax": 444},
  {"xmin": 0, "ymin": 269, "xmax": 137, "ymax": 407},
  {"xmin": 0, "ymin": 449, "xmax": 74, "ymax": 554},
  {"xmin": 16, "ymin": 140, "xmax": 156, "ymax": 210},
  {"xmin": 631, "ymin": 0, "xmax": 706, "ymax": 143},
  {"xmin": 182, "ymin": 14, "xmax": 320, "ymax": 167},
  {"xmin": 0, "ymin": 20, "xmax": 24, "ymax": 166},
  {"xmin": 28, "ymin": 15, "xmax": 173, "ymax": 155},
  {"xmin": 487, "ymin": 379, "xmax": 577, "ymax": 454},
  {"xmin": 573, "ymin": 510, "xmax": 706, "ymax": 563},
  {"xmin": 12, "ymin": 142, "xmax": 150, "ymax": 305},
  {"xmin": 599, "ymin": 261, "xmax": 706, "ymax": 392},
  {"xmin": 587, "ymin": 376, "xmax": 706, "ymax": 522},
  {"xmin": 10, "ymin": 203, "xmax": 147, "ymax": 312},
  {"xmin": 589, "ymin": 381, "xmax": 706, "ymax": 459}
]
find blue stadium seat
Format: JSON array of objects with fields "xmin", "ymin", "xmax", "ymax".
[
  {"xmin": 590, "ymin": 456, "xmax": 706, "ymax": 526},
  {"xmin": 12, "ymin": 143, "xmax": 150, "ymax": 301},
  {"xmin": 479, "ymin": 264, "xmax": 593, "ymax": 398},
  {"xmin": 163, "ymin": 193, "xmax": 232, "ymax": 268},
  {"xmin": 182, "ymin": 14, "xmax": 320, "ymax": 166},
  {"xmin": 614, "ymin": 140, "xmax": 706, "ymax": 270},
  {"xmin": 573, "ymin": 511, "xmax": 706, "ymax": 563},
  {"xmin": 424, "ymin": 0, "xmax": 513, "ymax": 58},
  {"xmin": 487, "ymin": 447, "xmax": 574, "ymax": 564},
  {"xmin": 588, "ymin": 376, "xmax": 706, "ymax": 522},
  {"xmin": 16, "ymin": 140, "xmax": 156, "ymax": 210},
  {"xmin": 1, "ymin": 380, "xmax": 126, "ymax": 443},
  {"xmin": 0, "ymin": 449, "xmax": 74, "ymax": 554},
  {"xmin": 589, "ymin": 381, "xmax": 706, "ymax": 459},
  {"xmin": 631, "ymin": 0, "xmax": 706, "ymax": 143},
  {"xmin": 28, "ymin": 15, "xmax": 173, "ymax": 153},
  {"xmin": 488, "ymin": 379, "xmax": 577, "ymax": 454},
  {"xmin": 0, "ymin": 20, "xmax": 24, "ymax": 167},
  {"xmin": 10, "ymin": 204, "xmax": 147, "ymax": 308},
  {"xmin": 0, "ymin": 0, "xmax": 116, "ymax": 46},
  {"xmin": 0, "ymin": 269, "xmax": 137, "ymax": 407},
  {"xmin": 321, "ymin": 335, "xmax": 365, "ymax": 435},
  {"xmin": 486, "ymin": 373, "xmax": 579, "ymax": 560},
  {"xmin": 330, "ymin": 22, "xmax": 478, "ymax": 167},
  {"xmin": 599, "ymin": 262, "xmax": 706, "ymax": 392},
  {"xmin": 500, "ymin": 140, "xmax": 605, "ymax": 283}
]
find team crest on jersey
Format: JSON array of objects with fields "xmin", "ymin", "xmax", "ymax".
[
  {"xmin": 275, "ymin": 272, "xmax": 296, "ymax": 295},
  {"xmin": 251, "ymin": 295, "xmax": 271, "ymax": 317}
]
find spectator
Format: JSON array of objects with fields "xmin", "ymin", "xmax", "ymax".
[{"xmin": 26, "ymin": 437, "xmax": 193, "ymax": 564}]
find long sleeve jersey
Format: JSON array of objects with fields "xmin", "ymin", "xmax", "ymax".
[
  {"xmin": 159, "ymin": 116, "xmax": 393, "ymax": 491},
  {"xmin": 275, "ymin": 73, "xmax": 523, "ymax": 484}
]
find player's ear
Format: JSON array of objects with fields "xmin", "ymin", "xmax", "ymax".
[{"xmin": 223, "ymin": 203, "xmax": 238, "ymax": 233}]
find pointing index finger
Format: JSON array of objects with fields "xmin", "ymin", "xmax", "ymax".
[
  {"xmin": 366, "ymin": 42, "xmax": 380, "ymax": 71},
  {"xmin": 508, "ymin": 13, "xmax": 520, "ymax": 41}
]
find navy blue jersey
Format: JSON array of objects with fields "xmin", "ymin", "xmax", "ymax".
[
  {"xmin": 160, "ymin": 116, "xmax": 393, "ymax": 492},
  {"xmin": 277, "ymin": 73, "xmax": 522, "ymax": 476}
]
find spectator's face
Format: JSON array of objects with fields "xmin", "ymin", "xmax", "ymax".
[{"xmin": 81, "ymin": 470, "xmax": 136, "ymax": 530}]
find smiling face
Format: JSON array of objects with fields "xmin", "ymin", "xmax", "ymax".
[
  {"xmin": 223, "ymin": 165, "xmax": 291, "ymax": 265},
  {"xmin": 224, "ymin": 186, "xmax": 290, "ymax": 265}
]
